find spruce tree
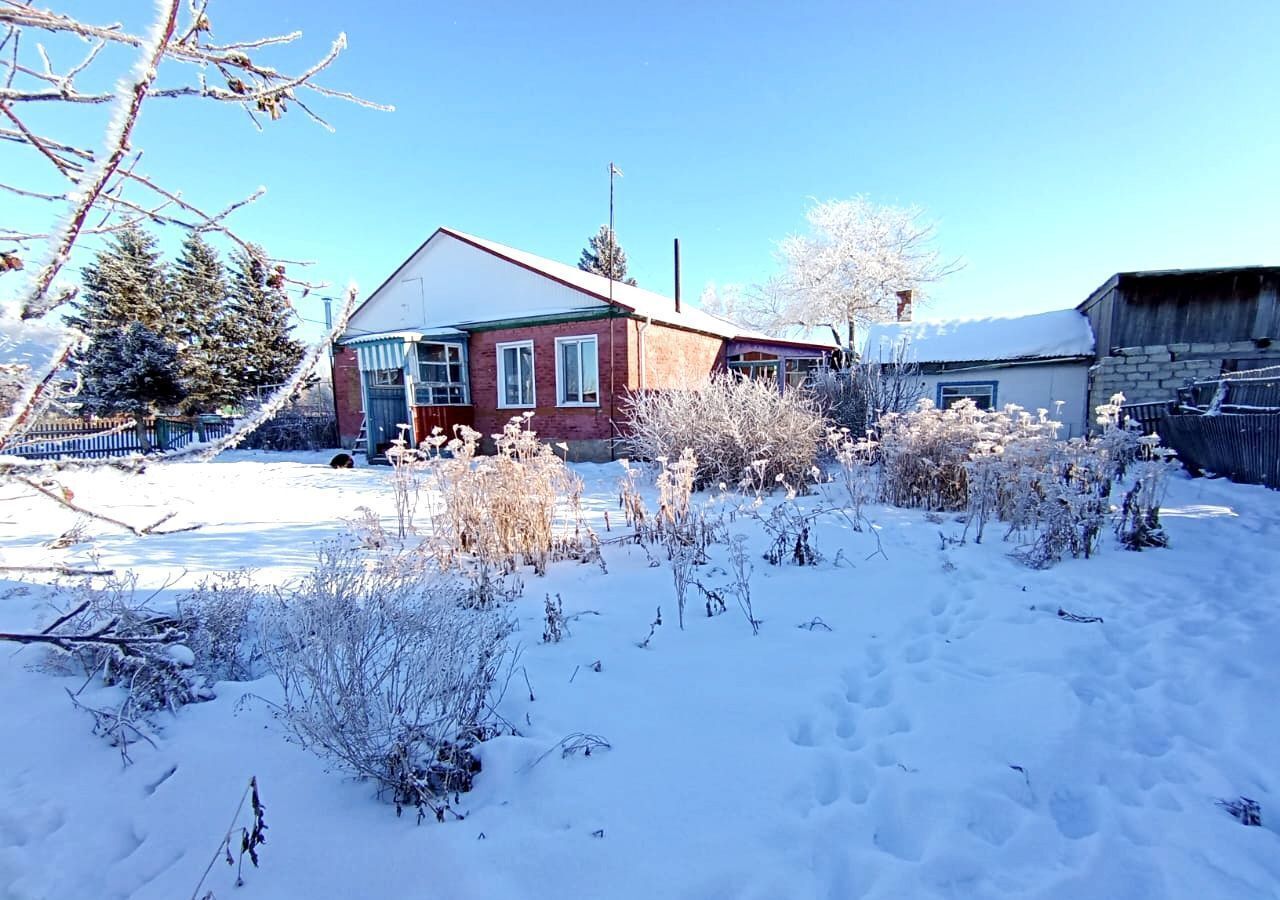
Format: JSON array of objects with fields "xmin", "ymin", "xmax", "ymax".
[
  {"xmin": 170, "ymin": 233, "xmax": 237, "ymax": 413},
  {"xmin": 78, "ymin": 323, "xmax": 186, "ymax": 452},
  {"xmin": 67, "ymin": 225, "xmax": 170, "ymax": 342},
  {"xmin": 578, "ymin": 225, "xmax": 637, "ymax": 285},
  {"xmin": 226, "ymin": 244, "xmax": 304, "ymax": 402}
]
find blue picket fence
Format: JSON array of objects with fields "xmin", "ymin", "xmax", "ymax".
[{"xmin": 4, "ymin": 416, "xmax": 236, "ymax": 460}]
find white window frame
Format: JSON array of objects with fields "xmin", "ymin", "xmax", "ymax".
[
  {"xmin": 554, "ymin": 335, "xmax": 600, "ymax": 407},
  {"xmin": 413, "ymin": 341, "xmax": 470, "ymax": 406},
  {"xmin": 783, "ymin": 356, "xmax": 826, "ymax": 390},
  {"xmin": 496, "ymin": 339, "xmax": 535, "ymax": 409}
]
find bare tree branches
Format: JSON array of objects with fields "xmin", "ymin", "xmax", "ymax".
[
  {"xmin": 12, "ymin": 474, "xmax": 199, "ymax": 535},
  {"xmin": 0, "ymin": 1, "xmax": 381, "ymax": 502},
  {"xmin": 0, "ymin": 1, "xmax": 391, "ymax": 317}
]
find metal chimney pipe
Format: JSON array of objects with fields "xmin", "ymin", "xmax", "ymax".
[{"xmin": 673, "ymin": 238, "xmax": 681, "ymax": 313}]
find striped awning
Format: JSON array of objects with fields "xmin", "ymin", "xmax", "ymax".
[{"xmin": 354, "ymin": 340, "xmax": 407, "ymax": 373}]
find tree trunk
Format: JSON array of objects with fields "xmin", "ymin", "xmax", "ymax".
[{"xmin": 135, "ymin": 415, "xmax": 151, "ymax": 454}]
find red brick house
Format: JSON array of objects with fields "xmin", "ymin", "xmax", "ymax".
[{"xmin": 336, "ymin": 228, "xmax": 834, "ymax": 461}]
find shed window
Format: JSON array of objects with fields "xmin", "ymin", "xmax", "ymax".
[
  {"xmin": 728, "ymin": 352, "xmax": 780, "ymax": 385},
  {"xmin": 938, "ymin": 381, "xmax": 997, "ymax": 411},
  {"xmin": 784, "ymin": 356, "xmax": 825, "ymax": 390},
  {"xmin": 415, "ymin": 342, "xmax": 469, "ymax": 406},
  {"xmin": 555, "ymin": 336, "xmax": 599, "ymax": 406},
  {"xmin": 497, "ymin": 340, "xmax": 535, "ymax": 408}
]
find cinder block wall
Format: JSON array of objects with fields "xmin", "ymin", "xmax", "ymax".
[{"xmin": 1087, "ymin": 340, "xmax": 1275, "ymax": 413}]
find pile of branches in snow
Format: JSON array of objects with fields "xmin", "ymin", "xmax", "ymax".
[
  {"xmin": 240, "ymin": 410, "xmax": 338, "ymax": 452},
  {"xmin": 261, "ymin": 542, "xmax": 515, "ymax": 822},
  {"xmin": 4, "ymin": 573, "xmax": 206, "ymax": 761},
  {"xmin": 622, "ymin": 372, "xmax": 827, "ymax": 490}
]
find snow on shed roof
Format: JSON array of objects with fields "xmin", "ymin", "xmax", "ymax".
[
  {"xmin": 440, "ymin": 229, "xmax": 834, "ymax": 348},
  {"xmin": 863, "ymin": 309, "xmax": 1095, "ymax": 363}
]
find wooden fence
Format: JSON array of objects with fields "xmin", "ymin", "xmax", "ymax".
[
  {"xmin": 1180, "ymin": 364, "xmax": 1280, "ymax": 414},
  {"xmin": 1119, "ymin": 401, "xmax": 1172, "ymax": 437},
  {"xmin": 5, "ymin": 416, "xmax": 236, "ymax": 461},
  {"xmin": 1158, "ymin": 413, "xmax": 1280, "ymax": 490}
]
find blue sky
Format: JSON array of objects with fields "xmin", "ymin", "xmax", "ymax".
[{"xmin": 5, "ymin": 1, "xmax": 1279, "ymax": 339}]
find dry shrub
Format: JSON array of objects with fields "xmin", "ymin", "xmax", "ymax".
[
  {"xmin": 424, "ymin": 414, "xmax": 591, "ymax": 576},
  {"xmin": 261, "ymin": 542, "xmax": 514, "ymax": 822},
  {"xmin": 810, "ymin": 342, "xmax": 923, "ymax": 433},
  {"xmin": 622, "ymin": 372, "xmax": 827, "ymax": 490},
  {"xmin": 875, "ymin": 394, "xmax": 1171, "ymax": 567},
  {"xmin": 177, "ymin": 570, "xmax": 263, "ymax": 682}
]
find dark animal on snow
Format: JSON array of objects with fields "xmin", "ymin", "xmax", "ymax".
[{"xmin": 329, "ymin": 452, "xmax": 354, "ymax": 469}]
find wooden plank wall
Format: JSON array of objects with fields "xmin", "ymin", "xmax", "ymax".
[{"xmin": 1114, "ymin": 273, "xmax": 1268, "ymax": 349}]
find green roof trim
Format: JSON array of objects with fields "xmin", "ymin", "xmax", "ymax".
[{"xmin": 457, "ymin": 308, "xmax": 618, "ymax": 332}]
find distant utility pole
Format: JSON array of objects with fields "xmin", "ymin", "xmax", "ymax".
[{"xmin": 608, "ymin": 162, "xmax": 622, "ymax": 304}]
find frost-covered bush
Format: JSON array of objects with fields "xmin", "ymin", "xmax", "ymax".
[
  {"xmin": 873, "ymin": 394, "xmax": 1173, "ymax": 567},
  {"xmin": 1116, "ymin": 437, "xmax": 1176, "ymax": 551},
  {"xmin": 423, "ymin": 414, "xmax": 591, "ymax": 578},
  {"xmin": 810, "ymin": 347, "xmax": 923, "ymax": 434},
  {"xmin": 262, "ymin": 542, "xmax": 514, "ymax": 821},
  {"xmin": 177, "ymin": 570, "xmax": 262, "ymax": 682},
  {"xmin": 0, "ymin": 362, "xmax": 28, "ymax": 417},
  {"xmin": 622, "ymin": 372, "xmax": 827, "ymax": 490},
  {"xmin": 825, "ymin": 427, "xmax": 878, "ymax": 525}
]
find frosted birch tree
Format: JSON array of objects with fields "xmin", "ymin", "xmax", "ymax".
[
  {"xmin": 0, "ymin": 0, "xmax": 389, "ymax": 537},
  {"xmin": 743, "ymin": 197, "xmax": 961, "ymax": 348}
]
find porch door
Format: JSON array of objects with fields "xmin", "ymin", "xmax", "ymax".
[{"xmin": 365, "ymin": 386, "xmax": 410, "ymax": 458}]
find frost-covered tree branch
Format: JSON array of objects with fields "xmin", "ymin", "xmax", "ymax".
[
  {"xmin": 0, "ymin": 1, "xmax": 382, "ymax": 523},
  {"xmin": 0, "ymin": 0, "xmax": 392, "ymax": 317}
]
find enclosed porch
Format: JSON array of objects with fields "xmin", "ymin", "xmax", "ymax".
[{"xmin": 347, "ymin": 330, "xmax": 475, "ymax": 460}]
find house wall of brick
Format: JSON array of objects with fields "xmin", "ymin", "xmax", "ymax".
[
  {"xmin": 333, "ymin": 345, "xmax": 364, "ymax": 448},
  {"xmin": 468, "ymin": 316, "xmax": 631, "ymax": 461},
  {"xmin": 628, "ymin": 318, "xmax": 726, "ymax": 389}
]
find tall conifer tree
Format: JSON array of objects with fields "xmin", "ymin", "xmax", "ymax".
[
  {"xmin": 66, "ymin": 225, "xmax": 170, "ymax": 342},
  {"xmin": 226, "ymin": 245, "xmax": 304, "ymax": 401},
  {"xmin": 170, "ymin": 233, "xmax": 237, "ymax": 412},
  {"xmin": 78, "ymin": 323, "xmax": 186, "ymax": 452}
]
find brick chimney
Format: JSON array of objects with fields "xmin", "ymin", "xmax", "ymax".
[{"xmin": 896, "ymin": 290, "xmax": 913, "ymax": 322}]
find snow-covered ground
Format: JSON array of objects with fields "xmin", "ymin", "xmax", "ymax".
[{"xmin": 1, "ymin": 452, "xmax": 1277, "ymax": 899}]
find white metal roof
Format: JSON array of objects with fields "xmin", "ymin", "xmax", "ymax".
[{"xmin": 442, "ymin": 229, "xmax": 763, "ymax": 340}]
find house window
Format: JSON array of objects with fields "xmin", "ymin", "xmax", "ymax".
[
  {"xmin": 938, "ymin": 381, "xmax": 997, "ymax": 410},
  {"xmin": 784, "ymin": 356, "xmax": 825, "ymax": 390},
  {"xmin": 415, "ymin": 342, "xmax": 469, "ymax": 406},
  {"xmin": 368, "ymin": 367, "xmax": 404, "ymax": 387},
  {"xmin": 497, "ymin": 340, "xmax": 535, "ymax": 408},
  {"xmin": 555, "ymin": 336, "xmax": 599, "ymax": 406}
]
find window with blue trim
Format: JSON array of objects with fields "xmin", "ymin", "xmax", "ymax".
[{"xmin": 938, "ymin": 381, "xmax": 997, "ymax": 411}]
